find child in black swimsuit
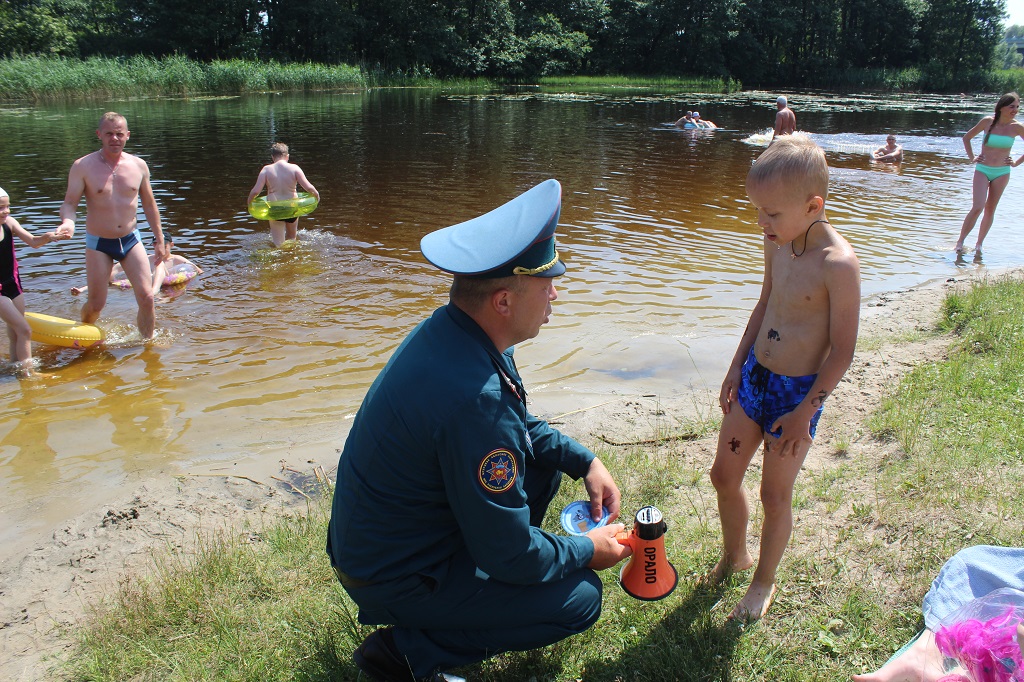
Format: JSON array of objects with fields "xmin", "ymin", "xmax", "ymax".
[{"xmin": 0, "ymin": 187, "xmax": 68, "ymax": 372}]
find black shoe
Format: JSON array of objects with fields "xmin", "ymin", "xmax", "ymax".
[
  {"xmin": 353, "ymin": 628, "xmax": 467, "ymax": 682},
  {"xmin": 353, "ymin": 628, "xmax": 416, "ymax": 681}
]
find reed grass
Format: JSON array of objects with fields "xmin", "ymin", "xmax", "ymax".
[
  {"xmin": 0, "ymin": 56, "xmax": 364, "ymax": 101},
  {"xmin": 539, "ymin": 74, "xmax": 743, "ymax": 92},
  {"xmin": 60, "ymin": 276, "xmax": 1024, "ymax": 681},
  {"xmin": 0, "ymin": 55, "xmax": 739, "ymax": 101}
]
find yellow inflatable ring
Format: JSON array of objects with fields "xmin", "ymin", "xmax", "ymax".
[
  {"xmin": 26, "ymin": 312, "xmax": 104, "ymax": 349},
  {"xmin": 248, "ymin": 192, "xmax": 319, "ymax": 221}
]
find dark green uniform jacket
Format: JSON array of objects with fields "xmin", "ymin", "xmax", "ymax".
[{"xmin": 327, "ymin": 303, "xmax": 595, "ymax": 586}]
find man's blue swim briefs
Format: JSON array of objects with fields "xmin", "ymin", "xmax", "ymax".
[
  {"xmin": 737, "ymin": 347, "xmax": 824, "ymax": 439},
  {"xmin": 86, "ymin": 228, "xmax": 141, "ymax": 262}
]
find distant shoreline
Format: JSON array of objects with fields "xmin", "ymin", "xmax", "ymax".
[{"xmin": 0, "ymin": 57, "xmax": 738, "ymax": 102}]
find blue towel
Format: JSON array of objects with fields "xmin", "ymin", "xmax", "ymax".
[{"xmin": 922, "ymin": 545, "xmax": 1024, "ymax": 631}]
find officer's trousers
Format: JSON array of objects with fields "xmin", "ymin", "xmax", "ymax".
[{"xmin": 344, "ymin": 463, "xmax": 603, "ymax": 678}]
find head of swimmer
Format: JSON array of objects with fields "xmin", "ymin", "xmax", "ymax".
[
  {"xmin": 154, "ymin": 233, "xmax": 173, "ymax": 253},
  {"xmin": 96, "ymin": 112, "xmax": 129, "ymax": 153},
  {"xmin": 271, "ymin": 142, "xmax": 290, "ymax": 161},
  {"xmin": 994, "ymin": 92, "xmax": 1020, "ymax": 123}
]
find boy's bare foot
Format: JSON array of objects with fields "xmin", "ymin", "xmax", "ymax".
[
  {"xmin": 954, "ymin": 243, "xmax": 965, "ymax": 254},
  {"xmin": 727, "ymin": 582, "xmax": 777, "ymax": 622},
  {"xmin": 71, "ymin": 286, "xmax": 86, "ymax": 295},
  {"xmin": 702, "ymin": 553, "xmax": 755, "ymax": 586}
]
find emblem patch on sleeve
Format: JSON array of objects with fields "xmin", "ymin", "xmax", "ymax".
[{"xmin": 478, "ymin": 449, "xmax": 517, "ymax": 493}]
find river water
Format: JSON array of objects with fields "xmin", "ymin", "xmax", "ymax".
[{"xmin": 0, "ymin": 88, "xmax": 1020, "ymax": 556}]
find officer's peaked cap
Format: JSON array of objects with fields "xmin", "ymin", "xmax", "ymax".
[{"xmin": 420, "ymin": 179, "xmax": 566, "ymax": 279}]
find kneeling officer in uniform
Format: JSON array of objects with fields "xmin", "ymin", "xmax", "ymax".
[{"xmin": 327, "ymin": 179, "xmax": 633, "ymax": 681}]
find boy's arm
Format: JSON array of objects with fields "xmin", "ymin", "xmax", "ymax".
[
  {"xmin": 295, "ymin": 167, "xmax": 320, "ymax": 202},
  {"xmin": 247, "ymin": 168, "xmax": 268, "ymax": 205},
  {"xmin": 150, "ymin": 261, "xmax": 168, "ymax": 296},
  {"xmin": 769, "ymin": 251, "xmax": 861, "ymax": 457},
  {"xmin": 720, "ymin": 244, "xmax": 773, "ymax": 414}
]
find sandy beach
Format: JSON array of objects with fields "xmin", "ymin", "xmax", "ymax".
[{"xmin": 0, "ymin": 268, "xmax": 1012, "ymax": 681}]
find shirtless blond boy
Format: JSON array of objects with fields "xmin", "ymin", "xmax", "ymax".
[
  {"xmin": 247, "ymin": 142, "xmax": 320, "ymax": 247},
  {"xmin": 708, "ymin": 135, "xmax": 861, "ymax": 621},
  {"xmin": 56, "ymin": 112, "xmax": 168, "ymax": 339}
]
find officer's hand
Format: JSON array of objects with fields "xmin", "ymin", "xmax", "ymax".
[
  {"xmin": 584, "ymin": 457, "xmax": 621, "ymax": 522},
  {"xmin": 586, "ymin": 524, "xmax": 631, "ymax": 570}
]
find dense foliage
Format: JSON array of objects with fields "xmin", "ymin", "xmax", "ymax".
[{"xmin": 0, "ymin": 0, "xmax": 1014, "ymax": 87}]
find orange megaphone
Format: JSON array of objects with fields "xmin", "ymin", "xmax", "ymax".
[{"xmin": 615, "ymin": 505, "xmax": 678, "ymax": 601}]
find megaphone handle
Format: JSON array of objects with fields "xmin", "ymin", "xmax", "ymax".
[{"xmin": 616, "ymin": 530, "xmax": 631, "ymax": 546}]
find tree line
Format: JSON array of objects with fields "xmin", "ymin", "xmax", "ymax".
[{"xmin": 0, "ymin": 0, "xmax": 1014, "ymax": 87}]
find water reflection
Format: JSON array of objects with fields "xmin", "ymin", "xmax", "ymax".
[{"xmin": 1, "ymin": 88, "xmax": 1023, "ymax": 553}]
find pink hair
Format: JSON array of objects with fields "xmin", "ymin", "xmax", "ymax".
[{"xmin": 935, "ymin": 609, "xmax": 1024, "ymax": 682}]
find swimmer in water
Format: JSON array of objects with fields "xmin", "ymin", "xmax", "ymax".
[
  {"xmin": 872, "ymin": 135, "xmax": 903, "ymax": 163},
  {"xmin": 247, "ymin": 142, "xmax": 321, "ymax": 248},
  {"xmin": 693, "ymin": 112, "xmax": 719, "ymax": 129},
  {"xmin": 0, "ymin": 187, "xmax": 69, "ymax": 372},
  {"xmin": 72, "ymin": 234, "xmax": 201, "ymax": 296},
  {"xmin": 674, "ymin": 111, "xmax": 696, "ymax": 128},
  {"xmin": 771, "ymin": 96, "xmax": 796, "ymax": 144}
]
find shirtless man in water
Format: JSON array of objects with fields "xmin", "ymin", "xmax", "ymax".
[
  {"xmin": 56, "ymin": 112, "xmax": 167, "ymax": 339},
  {"xmin": 247, "ymin": 142, "xmax": 320, "ymax": 247},
  {"xmin": 872, "ymin": 135, "xmax": 904, "ymax": 163},
  {"xmin": 771, "ymin": 96, "xmax": 797, "ymax": 144}
]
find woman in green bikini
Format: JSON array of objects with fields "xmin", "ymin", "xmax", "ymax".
[{"xmin": 956, "ymin": 92, "xmax": 1024, "ymax": 256}]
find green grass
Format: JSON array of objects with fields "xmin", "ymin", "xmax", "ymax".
[
  {"xmin": 60, "ymin": 276, "xmax": 1024, "ymax": 681},
  {"xmin": 0, "ymin": 56, "xmax": 744, "ymax": 101},
  {"xmin": 3, "ymin": 54, "xmax": 1021, "ymax": 100},
  {"xmin": 798, "ymin": 65, "xmax": 1024, "ymax": 93},
  {"xmin": 0, "ymin": 55, "xmax": 364, "ymax": 101},
  {"xmin": 855, "ymin": 326, "xmax": 932, "ymax": 353},
  {"xmin": 869, "ymin": 276, "xmax": 1024, "ymax": 520},
  {"xmin": 538, "ymin": 74, "xmax": 743, "ymax": 93}
]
